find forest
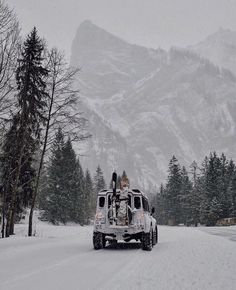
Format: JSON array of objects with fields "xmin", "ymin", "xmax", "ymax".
[{"xmin": 153, "ymin": 153, "xmax": 236, "ymax": 226}]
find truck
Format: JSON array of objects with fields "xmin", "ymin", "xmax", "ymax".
[{"xmin": 93, "ymin": 172, "xmax": 158, "ymax": 251}]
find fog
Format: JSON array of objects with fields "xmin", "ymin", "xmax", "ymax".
[{"xmin": 7, "ymin": 0, "xmax": 236, "ymax": 58}]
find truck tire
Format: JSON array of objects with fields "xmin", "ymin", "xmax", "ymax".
[
  {"xmin": 142, "ymin": 230, "xmax": 152, "ymax": 251},
  {"xmin": 153, "ymin": 226, "xmax": 158, "ymax": 245},
  {"xmin": 156, "ymin": 226, "xmax": 159, "ymax": 244},
  {"xmin": 93, "ymin": 232, "xmax": 104, "ymax": 250},
  {"xmin": 102, "ymin": 234, "xmax": 106, "ymax": 248}
]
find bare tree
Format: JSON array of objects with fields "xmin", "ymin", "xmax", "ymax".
[
  {"xmin": 28, "ymin": 48, "xmax": 91, "ymax": 236},
  {"xmin": 0, "ymin": 0, "xmax": 20, "ymax": 121},
  {"xmin": 0, "ymin": 0, "xmax": 20, "ymax": 238}
]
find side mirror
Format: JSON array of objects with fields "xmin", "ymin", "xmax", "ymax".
[{"xmin": 151, "ymin": 207, "xmax": 155, "ymax": 215}]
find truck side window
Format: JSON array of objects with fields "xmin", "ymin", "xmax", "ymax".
[
  {"xmin": 142, "ymin": 197, "xmax": 149, "ymax": 212},
  {"xmin": 134, "ymin": 196, "xmax": 141, "ymax": 209},
  {"xmin": 108, "ymin": 195, "xmax": 111, "ymax": 207},
  {"xmin": 99, "ymin": 196, "xmax": 105, "ymax": 208},
  {"xmin": 128, "ymin": 195, "xmax": 131, "ymax": 207}
]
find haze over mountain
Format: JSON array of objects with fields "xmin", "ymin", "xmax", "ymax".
[
  {"xmin": 191, "ymin": 27, "xmax": 236, "ymax": 75},
  {"xmin": 70, "ymin": 21, "xmax": 236, "ymax": 189}
]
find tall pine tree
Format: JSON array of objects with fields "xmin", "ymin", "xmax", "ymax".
[
  {"xmin": 94, "ymin": 165, "xmax": 106, "ymax": 193},
  {"xmin": 165, "ymin": 156, "xmax": 182, "ymax": 225},
  {"xmin": 41, "ymin": 130, "xmax": 86, "ymax": 225},
  {"xmin": 3, "ymin": 28, "xmax": 48, "ymax": 236},
  {"xmin": 84, "ymin": 169, "xmax": 95, "ymax": 224}
]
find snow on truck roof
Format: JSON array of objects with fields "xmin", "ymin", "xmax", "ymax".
[{"xmin": 98, "ymin": 188, "xmax": 148, "ymax": 198}]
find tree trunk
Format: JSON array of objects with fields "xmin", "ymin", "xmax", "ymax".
[
  {"xmin": 28, "ymin": 79, "xmax": 55, "ymax": 236},
  {"xmin": 5, "ymin": 215, "xmax": 10, "ymax": 237},
  {"xmin": 1, "ymin": 187, "xmax": 6, "ymax": 238},
  {"xmin": 28, "ymin": 208, "xmax": 34, "ymax": 236}
]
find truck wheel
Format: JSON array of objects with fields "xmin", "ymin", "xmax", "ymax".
[
  {"xmin": 102, "ymin": 234, "xmax": 106, "ymax": 248},
  {"xmin": 152, "ymin": 230, "xmax": 155, "ymax": 246},
  {"xmin": 156, "ymin": 226, "xmax": 159, "ymax": 244},
  {"xmin": 108, "ymin": 240, "xmax": 117, "ymax": 246},
  {"xmin": 153, "ymin": 226, "xmax": 158, "ymax": 245},
  {"xmin": 142, "ymin": 230, "xmax": 152, "ymax": 251},
  {"xmin": 93, "ymin": 232, "xmax": 104, "ymax": 250}
]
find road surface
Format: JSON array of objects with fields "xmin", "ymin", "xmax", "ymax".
[{"xmin": 0, "ymin": 224, "xmax": 236, "ymax": 290}]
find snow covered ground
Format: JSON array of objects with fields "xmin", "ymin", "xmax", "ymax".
[{"xmin": 0, "ymin": 223, "xmax": 236, "ymax": 290}]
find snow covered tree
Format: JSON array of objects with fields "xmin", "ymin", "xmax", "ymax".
[
  {"xmin": 3, "ymin": 27, "xmax": 48, "ymax": 236},
  {"xmin": 41, "ymin": 130, "xmax": 86, "ymax": 225},
  {"xmin": 154, "ymin": 183, "xmax": 167, "ymax": 224},
  {"xmin": 94, "ymin": 165, "xmax": 106, "ymax": 193},
  {"xmin": 74, "ymin": 158, "xmax": 85, "ymax": 224},
  {"xmin": 179, "ymin": 166, "xmax": 192, "ymax": 225},
  {"xmin": 189, "ymin": 161, "xmax": 199, "ymax": 186},
  {"xmin": 199, "ymin": 153, "xmax": 223, "ymax": 225},
  {"xmin": 228, "ymin": 170, "xmax": 236, "ymax": 217},
  {"xmin": 187, "ymin": 176, "xmax": 202, "ymax": 226},
  {"xmin": 41, "ymin": 128, "xmax": 65, "ymax": 224},
  {"xmin": 165, "ymin": 156, "xmax": 182, "ymax": 225},
  {"xmin": 155, "ymin": 152, "xmax": 234, "ymax": 227},
  {"xmin": 1, "ymin": 115, "xmax": 20, "ymax": 237},
  {"xmin": 84, "ymin": 169, "xmax": 95, "ymax": 223},
  {"xmin": 121, "ymin": 170, "xmax": 127, "ymax": 179},
  {"xmin": 61, "ymin": 138, "xmax": 82, "ymax": 223}
]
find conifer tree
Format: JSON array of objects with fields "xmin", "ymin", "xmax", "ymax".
[
  {"xmin": 74, "ymin": 158, "xmax": 85, "ymax": 224},
  {"xmin": 228, "ymin": 170, "xmax": 236, "ymax": 217},
  {"xmin": 61, "ymin": 138, "xmax": 80, "ymax": 223},
  {"xmin": 179, "ymin": 166, "xmax": 192, "ymax": 224},
  {"xmin": 121, "ymin": 170, "xmax": 127, "ymax": 179},
  {"xmin": 188, "ymin": 176, "xmax": 202, "ymax": 226},
  {"xmin": 165, "ymin": 156, "xmax": 182, "ymax": 225},
  {"xmin": 41, "ymin": 129, "xmax": 86, "ymax": 225},
  {"xmin": 200, "ymin": 153, "xmax": 223, "ymax": 225},
  {"xmin": 94, "ymin": 165, "xmax": 106, "ymax": 193},
  {"xmin": 84, "ymin": 169, "xmax": 95, "ymax": 223},
  {"xmin": 3, "ymin": 28, "xmax": 48, "ymax": 236},
  {"xmin": 42, "ymin": 128, "xmax": 65, "ymax": 224},
  {"xmin": 154, "ymin": 183, "xmax": 167, "ymax": 224}
]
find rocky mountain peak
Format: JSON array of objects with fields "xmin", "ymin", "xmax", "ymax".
[
  {"xmin": 190, "ymin": 27, "xmax": 236, "ymax": 75},
  {"xmin": 71, "ymin": 20, "xmax": 127, "ymax": 56},
  {"xmin": 70, "ymin": 24, "xmax": 236, "ymax": 188}
]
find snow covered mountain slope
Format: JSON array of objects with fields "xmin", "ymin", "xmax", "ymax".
[
  {"xmin": 71, "ymin": 21, "xmax": 236, "ymax": 188},
  {"xmin": 190, "ymin": 28, "xmax": 236, "ymax": 75}
]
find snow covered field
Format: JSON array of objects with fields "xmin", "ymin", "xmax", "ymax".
[{"xmin": 0, "ymin": 223, "xmax": 236, "ymax": 290}]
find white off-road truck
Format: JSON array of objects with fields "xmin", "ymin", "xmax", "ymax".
[{"xmin": 93, "ymin": 172, "xmax": 158, "ymax": 251}]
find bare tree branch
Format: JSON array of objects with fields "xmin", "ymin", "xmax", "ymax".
[
  {"xmin": 0, "ymin": 0, "xmax": 20, "ymax": 124},
  {"xmin": 28, "ymin": 47, "xmax": 91, "ymax": 236}
]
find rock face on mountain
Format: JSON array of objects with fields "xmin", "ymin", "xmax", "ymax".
[
  {"xmin": 70, "ymin": 21, "xmax": 236, "ymax": 189},
  {"xmin": 190, "ymin": 28, "xmax": 236, "ymax": 75}
]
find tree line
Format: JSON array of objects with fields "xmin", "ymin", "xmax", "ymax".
[
  {"xmin": 39, "ymin": 128, "xmax": 106, "ymax": 226},
  {"xmin": 153, "ymin": 153, "xmax": 236, "ymax": 226},
  {"xmin": 0, "ymin": 1, "xmax": 96, "ymax": 238}
]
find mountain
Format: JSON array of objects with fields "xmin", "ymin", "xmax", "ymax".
[
  {"xmin": 190, "ymin": 28, "xmax": 236, "ymax": 75},
  {"xmin": 70, "ymin": 21, "xmax": 236, "ymax": 189}
]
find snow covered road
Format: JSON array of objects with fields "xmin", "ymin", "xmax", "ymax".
[{"xmin": 0, "ymin": 224, "xmax": 236, "ymax": 290}]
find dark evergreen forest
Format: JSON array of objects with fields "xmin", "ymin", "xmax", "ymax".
[{"xmin": 152, "ymin": 153, "xmax": 236, "ymax": 226}]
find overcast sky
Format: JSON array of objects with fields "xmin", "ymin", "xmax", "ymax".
[{"xmin": 7, "ymin": 0, "xmax": 236, "ymax": 59}]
